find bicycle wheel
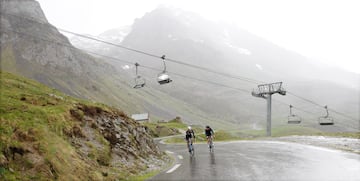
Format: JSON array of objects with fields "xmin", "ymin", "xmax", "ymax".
[
  {"xmin": 189, "ymin": 144, "xmax": 194, "ymax": 156},
  {"xmin": 209, "ymin": 141, "xmax": 214, "ymax": 152}
]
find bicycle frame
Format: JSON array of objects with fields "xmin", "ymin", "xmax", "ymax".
[
  {"xmin": 207, "ymin": 136, "xmax": 214, "ymax": 152},
  {"xmin": 187, "ymin": 138, "xmax": 193, "ymax": 147},
  {"xmin": 187, "ymin": 138, "xmax": 194, "ymax": 155},
  {"xmin": 207, "ymin": 135, "xmax": 213, "ymax": 144}
]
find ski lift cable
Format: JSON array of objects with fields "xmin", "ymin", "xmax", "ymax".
[
  {"xmin": 287, "ymin": 91, "xmax": 358, "ymax": 121},
  {"xmin": 1, "ymin": 27, "xmax": 250, "ymax": 94},
  {"xmin": 6, "ymin": 11, "xmax": 355, "ymax": 107},
  {"xmin": 1, "ymin": 13, "xmax": 263, "ymax": 85},
  {"xmin": 165, "ymin": 57, "xmax": 262, "ymax": 84},
  {"xmin": 273, "ymin": 97, "xmax": 352, "ymax": 123},
  {"xmin": 273, "ymin": 98, "xmax": 351, "ymax": 121},
  {"xmin": 0, "ymin": 28, "xmax": 134, "ymax": 66},
  {"xmin": 139, "ymin": 64, "xmax": 250, "ymax": 93},
  {"xmin": 60, "ymin": 26, "xmax": 360, "ymax": 119},
  {"xmin": 274, "ymin": 99, "xmax": 357, "ymax": 127},
  {"xmin": 1, "ymin": 12, "xmax": 161, "ymax": 58},
  {"xmin": 274, "ymin": 99, "xmax": 354, "ymax": 127},
  {"xmin": 87, "ymin": 51, "xmax": 134, "ymax": 64},
  {"xmin": 58, "ymin": 28, "xmax": 162, "ymax": 59},
  {"xmin": 287, "ymin": 91, "xmax": 324, "ymax": 108},
  {"xmin": 59, "ymin": 28, "xmax": 262, "ymax": 84},
  {"xmin": 3, "ymin": 26, "xmax": 356, "ymax": 123},
  {"xmin": 272, "ymin": 99, "xmax": 318, "ymax": 116},
  {"xmin": 2, "ymin": 13, "xmax": 358, "ymax": 122}
]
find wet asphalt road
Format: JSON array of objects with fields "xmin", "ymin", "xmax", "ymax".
[{"xmin": 149, "ymin": 140, "xmax": 360, "ymax": 181}]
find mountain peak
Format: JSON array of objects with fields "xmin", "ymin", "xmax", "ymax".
[{"xmin": 1, "ymin": 0, "xmax": 48, "ymax": 23}]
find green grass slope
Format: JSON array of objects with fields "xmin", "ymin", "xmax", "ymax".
[{"xmin": 0, "ymin": 71, "xmax": 167, "ymax": 180}]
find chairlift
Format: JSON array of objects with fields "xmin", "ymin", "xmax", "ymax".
[
  {"xmin": 318, "ymin": 105, "xmax": 334, "ymax": 125},
  {"xmin": 287, "ymin": 105, "xmax": 301, "ymax": 124},
  {"xmin": 157, "ymin": 55, "xmax": 172, "ymax": 85},
  {"xmin": 133, "ymin": 63, "xmax": 146, "ymax": 89}
]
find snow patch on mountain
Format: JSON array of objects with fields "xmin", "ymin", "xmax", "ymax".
[
  {"xmin": 167, "ymin": 34, "xmax": 178, "ymax": 41},
  {"xmin": 255, "ymin": 64, "xmax": 263, "ymax": 70},
  {"xmin": 122, "ymin": 65, "xmax": 131, "ymax": 70},
  {"xmin": 225, "ymin": 42, "xmax": 252, "ymax": 55},
  {"xmin": 223, "ymin": 29, "xmax": 251, "ymax": 55},
  {"xmin": 99, "ymin": 26, "xmax": 131, "ymax": 43},
  {"xmin": 192, "ymin": 39, "xmax": 204, "ymax": 43},
  {"xmin": 69, "ymin": 26, "xmax": 131, "ymax": 52}
]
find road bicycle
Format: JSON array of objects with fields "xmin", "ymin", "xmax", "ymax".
[
  {"xmin": 208, "ymin": 136, "xmax": 214, "ymax": 152},
  {"xmin": 187, "ymin": 139, "xmax": 195, "ymax": 156}
]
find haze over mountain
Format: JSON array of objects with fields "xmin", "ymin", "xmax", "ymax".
[
  {"xmin": 70, "ymin": 26, "xmax": 131, "ymax": 54},
  {"xmin": 1, "ymin": 0, "xmax": 223, "ymax": 128},
  {"xmin": 70, "ymin": 6, "xmax": 359, "ymax": 131},
  {"xmin": 1, "ymin": 0, "xmax": 358, "ymax": 132}
]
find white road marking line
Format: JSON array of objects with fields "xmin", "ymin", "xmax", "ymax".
[
  {"xmin": 178, "ymin": 155, "xmax": 183, "ymax": 160},
  {"xmin": 166, "ymin": 164, "xmax": 181, "ymax": 173}
]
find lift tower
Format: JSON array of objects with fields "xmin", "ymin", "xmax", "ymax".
[{"xmin": 252, "ymin": 82, "xmax": 286, "ymax": 136}]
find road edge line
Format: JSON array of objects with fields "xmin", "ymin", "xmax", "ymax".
[{"xmin": 166, "ymin": 164, "xmax": 181, "ymax": 173}]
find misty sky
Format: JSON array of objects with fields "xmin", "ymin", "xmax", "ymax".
[{"xmin": 36, "ymin": 0, "xmax": 359, "ymax": 74}]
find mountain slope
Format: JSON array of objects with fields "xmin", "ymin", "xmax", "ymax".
[
  {"xmin": 0, "ymin": 0, "xmax": 230, "ymax": 129},
  {"xmin": 0, "ymin": 71, "xmax": 167, "ymax": 180},
  {"xmin": 72, "ymin": 6, "xmax": 359, "ymax": 131}
]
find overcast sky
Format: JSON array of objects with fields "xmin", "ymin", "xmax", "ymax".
[{"xmin": 36, "ymin": 0, "xmax": 359, "ymax": 74}]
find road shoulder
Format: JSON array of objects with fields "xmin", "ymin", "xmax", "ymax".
[{"xmin": 268, "ymin": 136, "xmax": 360, "ymax": 154}]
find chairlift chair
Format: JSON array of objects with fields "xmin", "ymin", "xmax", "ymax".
[
  {"xmin": 318, "ymin": 105, "xmax": 334, "ymax": 125},
  {"xmin": 288, "ymin": 115, "xmax": 302, "ymax": 124},
  {"xmin": 134, "ymin": 75, "xmax": 146, "ymax": 88},
  {"xmin": 287, "ymin": 105, "xmax": 301, "ymax": 124},
  {"xmin": 319, "ymin": 116, "xmax": 334, "ymax": 125},
  {"xmin": 133, "ymin": 63, "xmax": 146, "ymax": 89},
  {"xmin": 157, "ymin": 72, "xmax": 172, "ymax": 84},
  {"xmin": 157, "ymin": 55, "xmax": 172, "ymax": 85}
]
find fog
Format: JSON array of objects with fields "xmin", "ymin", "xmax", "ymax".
[{"xmin": 36, "ymin": 0, "xmax": 360, "ymax": 74}]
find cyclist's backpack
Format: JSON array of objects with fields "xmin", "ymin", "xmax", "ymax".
[{"xmin": 186, "ymin": 130, "xmax": 194, "ymax": 138}]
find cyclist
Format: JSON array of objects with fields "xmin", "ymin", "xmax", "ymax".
[
  {"xmin": 185, "ymin": 126, "xmax": 195, "ymax": 152},
  {"xmin": 205, "ymin": 125, "xmax": 214, "ymax": 147}
]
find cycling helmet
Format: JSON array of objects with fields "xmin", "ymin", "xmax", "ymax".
[
  {"xmin": 206, "ymin": 125, "xmax": 210, "ymax": 128},
  {"xmin": 188, "ymin": 126, "xmax": 192, "ymax": 130}
]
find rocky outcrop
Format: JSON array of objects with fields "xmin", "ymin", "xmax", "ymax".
[
  {"xmin": 69, "ymin": 104, "xmax": 165, "ymax": 172},
  {"xmin": 0, "ymin": 72, "xmax": 168, "ymax": 180}
]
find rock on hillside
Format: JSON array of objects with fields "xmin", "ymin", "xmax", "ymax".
[
  {"xmin": 0, "ymin": 72, "xmax": 168, "ymax": 180},
  {"xmin": 70, "ymin": 104, "xmax": 162, "ymax": 166}
]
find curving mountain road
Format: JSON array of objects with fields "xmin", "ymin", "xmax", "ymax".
[{"xmin": 149, "ymin": 140, "xmax": 360, "ymax": 181}]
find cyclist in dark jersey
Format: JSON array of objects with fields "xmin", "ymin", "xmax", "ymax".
[
  {"xmin": 185, "ymin": 126, "xmax": 195, "ymax": 152},
  {"xmin": 205, "ymin": 125, "xmax": 214, "ymax": 146}
]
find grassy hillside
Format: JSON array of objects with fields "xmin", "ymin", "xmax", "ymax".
[{"xmin": 0, "ymin": 71, "xmax": 167, "ymax": 180}]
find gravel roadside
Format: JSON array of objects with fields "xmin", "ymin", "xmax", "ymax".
[{"xmin": 269, "ymin": 136, "xmax": 360, "ymax": 154}]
